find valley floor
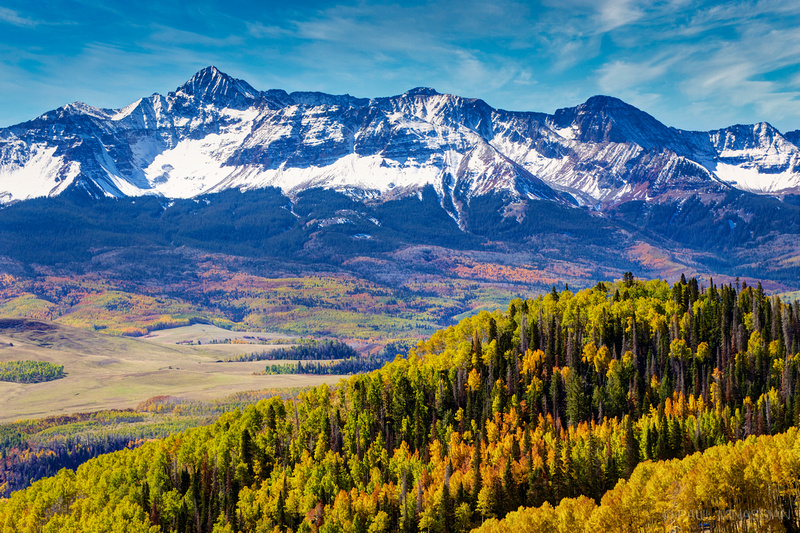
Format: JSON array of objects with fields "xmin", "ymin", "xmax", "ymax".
[{"xmin": 0, "ymin": 321, "xmax": 342, "ymax": 422}]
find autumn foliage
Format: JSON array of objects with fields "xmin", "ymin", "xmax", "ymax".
[{"xmin": 1, "ymin": 276, "xmax": 799, "ymax": 532}]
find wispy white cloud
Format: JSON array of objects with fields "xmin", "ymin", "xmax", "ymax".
[
  {"xmin": 568, "ymin": 0, "xmax": 800, "ymax": 129},
  {"xmin": 246, "ymin": 22, "xmax": 292, "ymax": 39},
  {"xmin": 675, "ymin": 0, "xmax": 800, "ymax": 37},
  {"xmin": 147, "ymin": 25, "xmax": 244, "ymax": 48},
  {"xmin": 2, "ymin": 0, "xmax": 800, "ymax": 132},
  {"xmin": 0, "ymin": 7, "xmax": 40, "ymax": 28},
  {"xmin": 236, "ymin": 1, "xmax": 537, "ymax": 99},
  {"xmin": 675, "ymin": 29, "xmax": 800, "ymax": 126},
  {"xmin": 0, "ymin": 7, "xmax": 41, "ymax": 28},
  {"xmin": 595, "ymin": 57, "xmax": 675, "ymax": 112},
  {"xmin": 0, "ymin": 38, "xmax": 233, "ymax": 126},
  {"xmin": 597, "ymin": 0, "xmax": 645, "ymax": 32},
  {"xmin": 232, "ymin": 0, "xmax": 800, "ymax": 129},
  {"xmin": 598, "ymin": 60, "xmax": 670, "ymax": 94}
]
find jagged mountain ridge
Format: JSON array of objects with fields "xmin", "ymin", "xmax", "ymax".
[{"xmin": 1, "ymin": 66, "xmax": 799, "ymax": 221}]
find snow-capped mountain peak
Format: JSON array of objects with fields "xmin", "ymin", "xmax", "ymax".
[
  {"xmin": 1, "ymin": 66, "xmax": 799, "ymax": 212},
  {"xmin": 403, "ymin": 87, "xmax": 440, "ymax": 97},
  {"xmin": 550, "ymin": 95, "xmax": 681, "ymax": 150},
  {"xmin": 173, "ymin": 66, "xmax": 260, "ymax": 109}
]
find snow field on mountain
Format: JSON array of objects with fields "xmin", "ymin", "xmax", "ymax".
[
  {"xmin": 0, "ymin": 144, "xmax": 79, "ymax": 201},
  {"xmin": 714, "ymin": 162, "xmax": 800, "ymax": 193}
]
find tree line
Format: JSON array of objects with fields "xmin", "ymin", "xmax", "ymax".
[
  {"xmin": 264, "ymin": 355, "xmax": 390, "ymax": 376},
  {"xmin": 232, "ymin": 341, "xmax": 358, "ymax": 363}
]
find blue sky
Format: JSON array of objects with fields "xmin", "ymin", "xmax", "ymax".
[{"xmin": 2, "ymin": 0, "xmax": 800, "ymax": 132}]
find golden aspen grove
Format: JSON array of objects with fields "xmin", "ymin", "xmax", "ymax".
[{"xmin": 2, "ymin": 275, "xmax": 800, "ymax": 532}]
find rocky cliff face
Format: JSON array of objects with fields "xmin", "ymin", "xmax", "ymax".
[{"xmin": 1, "ymin": 66, "xmax": 799, "ymax": 218}]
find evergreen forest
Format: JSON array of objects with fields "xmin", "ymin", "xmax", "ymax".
[{"xmin": 2, "ymin": 276, "xmax": 800, "ymax": 532}]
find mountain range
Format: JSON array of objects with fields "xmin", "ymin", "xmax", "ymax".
[
  {"xmin": 0, "ymin": 66, "xmax": 798, "ymax": 290},
  {"xmin": 2, "ymin": 66, "xmax": 800, "ymax": 210}
]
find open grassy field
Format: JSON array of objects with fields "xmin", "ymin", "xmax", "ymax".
[
  {"xmin": 142, "ymin": 323, "xmax": 296, "ymax": 344},
  {"xmin": 141, "ymin": 323, "xmax": 304, "ymax": 358},
  {"xmin": 0, "ymin": 320, "xmax": 343, "ymax": 423}
]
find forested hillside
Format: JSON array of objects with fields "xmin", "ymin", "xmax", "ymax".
[
  {"xmin": 2, "ymin": 276, "xmax": 799, "ymax": 532},
  {"xmin": 475, "ymin": 428, "xmax": 800, "ymax": 532}
]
